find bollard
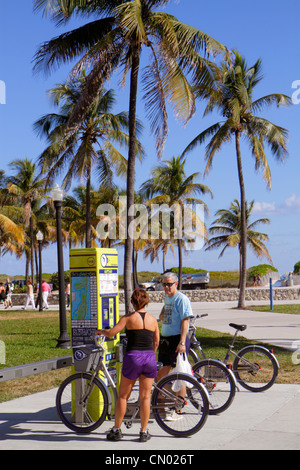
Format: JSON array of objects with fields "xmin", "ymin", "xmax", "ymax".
[{"xmin": 269, "ymin": 278, "xmax": 273, "ymax": 310}]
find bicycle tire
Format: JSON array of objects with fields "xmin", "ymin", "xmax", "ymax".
[
  {"xmin": 192, "ymin": 359, "xmax": 236, "ymax": 415},
  {"xmin": 56, "ymin": 372, "xmax": 109, "ymax": 433},
  {"xmin": 151, "ymin": 372, "xmax": 209, "ymax": 437},
  {"xmin": 232, "ymin": 345, "xmax": 279, "ymax": 392}
]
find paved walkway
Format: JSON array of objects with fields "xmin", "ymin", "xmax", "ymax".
[
  {"xmin": 0, "ymin": 300, "xmax": 299, "ymax": 450},
  {"xmin": 0, "ymin": 384, "xmax": 299, "ymax": 450}
]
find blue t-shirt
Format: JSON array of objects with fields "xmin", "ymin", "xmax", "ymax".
[{"xmin": 161, "ymin": 291, "xmax": 193, "ymax": 337}]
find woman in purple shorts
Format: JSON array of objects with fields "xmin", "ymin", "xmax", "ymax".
[{"xmin": 96, "ymin": 288, "xmax": 159, "ymax": 442}]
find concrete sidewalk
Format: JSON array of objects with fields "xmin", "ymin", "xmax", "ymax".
[
  {"xmin": 0, "ymin": 300, "xmax": 299, "ymax": 450},
  {"xmin": 0, "ymin": 384, "xmax": 299, "ymax": 450}
]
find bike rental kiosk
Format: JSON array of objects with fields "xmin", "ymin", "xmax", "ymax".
[{"xmin": 69, "ymin": 247, "xmax": 121, "ymax": 418}]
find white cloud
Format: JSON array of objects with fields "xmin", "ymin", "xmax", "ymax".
[
  {"xmin": 284, "ymin": 194, "xmax": 300, "ymax": 209},
  {"xmin": 253, "ymin": 194, "xmax": 300, "ymax": 216},
  {"xmin": 253, "ymin": 201, "xmax": 276, "ymax": 213}
]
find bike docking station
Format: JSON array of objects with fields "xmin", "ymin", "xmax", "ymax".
[{"xmin": 69, "ymin": 247, "xmax": 122, "ymax": 421}]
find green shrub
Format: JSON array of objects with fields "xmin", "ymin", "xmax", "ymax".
[
  {"xmin": 50, "ymin": 271, "xmax": 70, "ymax": 290},
  {"xmin": 170, "ymin": 267, "xmax": 207, "ymax": 274},
  {"xmin": 247, "ymin": 264, "xmax": 278, "ymax": 280},
  {"xmin": 294, "ymin": 261, "xmax": 300, "ymax": 274}
]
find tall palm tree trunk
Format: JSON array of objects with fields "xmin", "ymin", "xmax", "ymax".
[
  {"xmin": 30, "ymin": 215, "xmax": 35, "ymax": 285},
  {"xmin": 132, "ymin": 246, "xmax": 139, "ymax": 290},
  {"xmin": 235, "ymin": 131, "xmax": 247, "ymax": 308},
  {"xmin": 177, "ymin": 239, "xmax": 183, "ymax": 290},
  {"xmin": 162, "ymin": 247, "xmax": 166, "ymax": 274},
  {"xmin": 86, "ymin": 167, "xmax": 92, "ymax": 248},
  {"xmin": 124, "ymin": 45, "xmax": 140, "ymax": 314},
  {"xmin": 25, "ymin": 254, "xmax": 30, "ymax": 284}
]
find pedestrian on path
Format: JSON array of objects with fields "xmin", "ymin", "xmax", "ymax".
[
  {"xmin": 23, "ymin": 281, "xmax": 36, "ymax": 310},
  {"xmin": 41, "ymin": 280, "xmax": 51, "ymax": 309},
  {"xmin": 4, "ymin": 278, "xmax": 13, "ymax": 309}
]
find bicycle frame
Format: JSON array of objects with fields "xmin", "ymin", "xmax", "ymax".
[
  {"xmin": 79, "ymin": 337, "xmax": 196, "ymax": 427},
  {"xmin": 188, "ymin": 315, "xmax": 279, "ymax": 381}
]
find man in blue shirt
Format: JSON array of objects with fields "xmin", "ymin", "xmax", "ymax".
[{"xmin": 157, "ymin": 272, "xmax": 193, "ymax": 381}]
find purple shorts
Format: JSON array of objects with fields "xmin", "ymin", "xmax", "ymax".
[{"xmin": 122, "ymin": 350, "xmax": 157, "ymax": 380}]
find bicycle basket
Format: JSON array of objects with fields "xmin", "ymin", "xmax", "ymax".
[{"xmin": 73, "ymin": 346, "xmax": 99, "ymax": 372}]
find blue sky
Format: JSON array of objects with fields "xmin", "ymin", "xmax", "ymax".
[{"xmin": 0, "ymin": 0, "xmax": 300, "ymax": 277}]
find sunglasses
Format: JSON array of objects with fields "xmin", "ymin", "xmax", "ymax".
[{"xmin": 163, "ymin": 282, "xmax": 176, "ymax": 288}]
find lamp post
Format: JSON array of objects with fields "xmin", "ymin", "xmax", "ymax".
[
  {"xmin": 52, "ymin": 183, "xmax": 70, "ymax": 349},
  {"xmin": 36, "ymin": 230, "xmax": 43, "ymax": 312}
]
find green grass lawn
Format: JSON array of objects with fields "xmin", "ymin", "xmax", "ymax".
[
  {"xmin": 248, "ymin": 304, "xmax": 300, "ymax": 314},
  {"xmin": 0, "ymin": 307, "xmax": 299, "ymax": 403},
  {"xmin": 0, "ymin": 310, "xmax": 72, "ymax": 402}
]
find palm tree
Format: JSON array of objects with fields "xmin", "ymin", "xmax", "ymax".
[
  {"xmin": 0, "ymin": 210, "xmax": 25, "ymax": 260},
  {"xmin": 182, "ymin": 51, "xmax": 291, "ymax": 307},
  {"xmin": 140, "ymin": 155, "xmax": 212, "ymax": 288},
  {"xmin": 33, "ymin": 0, "xmax": 226, "ymax": 312},
  {"xmin": 62, "ymin": 193, "xmax": 86, "ymax": 249},
  {"xmin": 0, "ymin": 171, "xmax": 25, "ymax": 257},
  {"xmin": 143, "ymin": 237, "xmax": 175, "ymax": 274},
  {"xmin": 34, "ymin": 72, "xmax": 143, "ymax": 248},
  {"xmin": 206, "ymin": 199, "xmax": 273, "ymax": 283},
  {"xmin": 5, "ymin": 159, "xmax": 48, "ymax": 283}
]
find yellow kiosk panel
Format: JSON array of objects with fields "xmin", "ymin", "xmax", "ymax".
[{"xmin": 70, "ymin": 248, "xmax": 121, "ymax": 416}]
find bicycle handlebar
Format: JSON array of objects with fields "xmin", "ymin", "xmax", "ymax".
[
  {"xmin": 94, "ymin": 334, "xmax": 106, "ymax": 348},
  {"xmin": 190, "ymin": 314, "xmax": 208, "ymax": 322}
]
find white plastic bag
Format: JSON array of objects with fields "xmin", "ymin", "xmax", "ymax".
[{"xmin": 171, "ymin": 353, "xmax": 194, "ymax": 391}]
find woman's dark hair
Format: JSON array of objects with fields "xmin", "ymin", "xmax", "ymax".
[{"xmin": 131, "ymin": 288, "xmax": 149, "ymax": 311}]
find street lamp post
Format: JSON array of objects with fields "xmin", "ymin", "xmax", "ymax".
[
  {"xmin": 36, "ymin": 230, "xmax": 43, "ymax": 312},
  {"xmin": 52, "ymin": 183, "xmax": 70, "ymax": 349}
]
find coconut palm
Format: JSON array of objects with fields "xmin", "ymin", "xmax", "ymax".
[
  {"xmin": 34, "ymin": 72, "xmax": 143, "ymax": 248},
  {"xmin": 0, "ymin": 211, "xmax": 25, "ymax": 260},
  {"xmin": 206, "ymin": 199, "xmax": 273, "ymax": 282},
  {"xmin": 0, "ymin": 171, "xmax": 25, "ymax": 257},
  {"xmin": 5, "ymin": 159, "xmax": 48, "ymax": 283},
  {"xmin": 140, "ymin": 155, "xmax": 212, "ymax": 288},
  {"xmin": 182, "ymin": 50, "xmax": 291, "ymax": 307},
  {"xmin": 143, "ymin": 237, "xmax": 175, "ymax": 274},
  {"xmin": 33, "ymin": 0, "xmax": 226, "ymax": 312}
]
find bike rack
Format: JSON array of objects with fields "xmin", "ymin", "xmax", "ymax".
[{"xmin": 0, "ymin": 356, "xmax": 73, "ymax": 382}]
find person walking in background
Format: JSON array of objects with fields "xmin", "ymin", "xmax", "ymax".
[
  {"xmin": 65, "ymin": 282, "xmax": 70, "ymax": 308},
  {"xmin": 0, "ymin": 283, "xmax": 6, "ymax": 307},
  {"xmin": 96, "ymin": 288, "xmax": 159, "ymax": 442},
  {"xmin": 4, "ymin": 278, "xmax": 13, "ymax": 308},
  {"xmin": 23, "ymin": 281, "xmax": 36, "ymax": 310},
  {"xmin": 42, "ymin": 280, "xmax": 51, "ymax": 309}
]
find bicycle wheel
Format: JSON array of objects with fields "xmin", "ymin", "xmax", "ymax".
[
  {"xmin": 151, "ymin": 372, "xmax": 209, "ymax": 437},
  {"xmin": 232, "ymin": 346, "xmax": 279, "ymax": 392},
  {"xmin": 56, "ymin": 372, "xmax": 109, "ymax": 433},
  {"xmin": 192, "ymin": 359, "xmax": 236, "ymax": 415}
]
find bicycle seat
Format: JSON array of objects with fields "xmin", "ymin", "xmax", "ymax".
[{"xmin": 229, "ymin": 323, "xmax": 247, "ymax": 331}]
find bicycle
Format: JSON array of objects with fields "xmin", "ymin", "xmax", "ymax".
[
  {"xmin": 188, "ymin": 314, "xmax": 237, "ymax": 415},
  {"xmin": 56, "ymin": 335, "xmax": 210, "ymax": 437},
  {"xmin": 188, "ymin": 314, "xmax": 279, "ymax": 393}
]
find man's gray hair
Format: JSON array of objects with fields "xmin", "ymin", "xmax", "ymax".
[{"xmin": 162, "ymin": 272, "xmax": 178, "ymax": 282}]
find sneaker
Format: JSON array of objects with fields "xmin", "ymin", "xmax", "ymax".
[
  {"xmin": 165, "ymin": 410, "xmax": 183, "ymax": 421},
  {"xmin": 107, "ymin": 427, "xmax": 123, "ymax": 441},
  {"xmin": 139, "ymin": 430, "xmax": 151, "ymax": 442}
]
